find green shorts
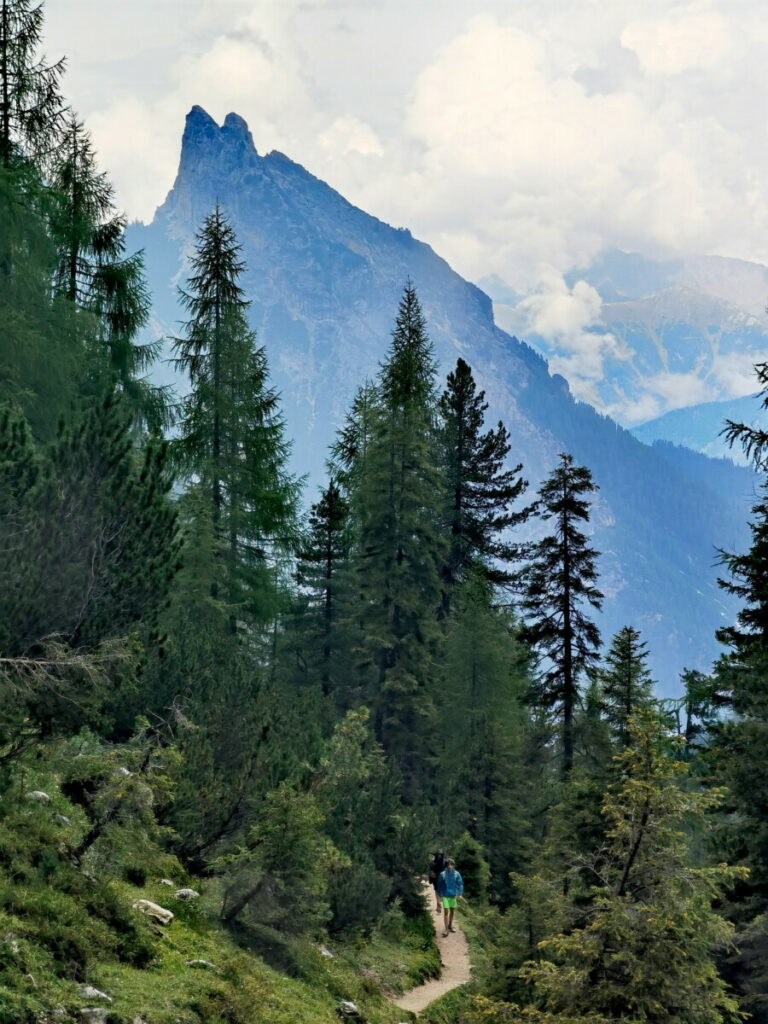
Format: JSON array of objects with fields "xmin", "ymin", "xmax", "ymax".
[{"xmin": 443, "ymin": 896, "xmax": 458, "ymax": 909}]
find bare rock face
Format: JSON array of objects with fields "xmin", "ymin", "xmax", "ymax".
[{"xmin": 132, "ymin": 899, "xmax": 174, "ymax": 925}]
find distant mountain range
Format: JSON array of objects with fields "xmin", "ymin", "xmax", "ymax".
[
  {"xmin": 127, "ymin": 106, "xmax": 757, "ymax": 693},
  {"xmin": 484, "ymin": 249, "xmax": 768, "ymax": 430},
  {"xmin": 631, "ymin": 393, "xmax": 767, "ymax": 463}
]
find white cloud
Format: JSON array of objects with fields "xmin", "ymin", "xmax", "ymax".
[
  {"xmin": 318, "ymin": 115, "xmax": 383, "ymax": 157},
  {"xmin": 608, "ymin": 393, "xmax": 663, "ymax": 426},
  {"xmin": 514, "ymin": 273, "xmax": 629, "ymax": 401},
  {"xmin": 712, "ymin": 350, "xmax": 768, "ymax": 397},
  {"xmin": 57, "ymin": 0, "xmax": 768, "ymax": 276},
  {"xmin": 621, "ymin": 7, "xmax": 737, "ymax": 76},
  {"xmin": 645, "ymin": 370, "xmax": 714, "ymax": 408}
]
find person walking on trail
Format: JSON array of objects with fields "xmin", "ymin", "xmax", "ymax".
[
  {"xmin": 428, "ymin": 850, "xmax": 447, "ymax": 913},
  {"xmin": 437, "ymin": 858, "xmax": 463, "ymax": 937}
]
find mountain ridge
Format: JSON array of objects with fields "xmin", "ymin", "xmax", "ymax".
[{"xmin": 128, "ymin": 106, "xmax": 756, "ymax": 692}]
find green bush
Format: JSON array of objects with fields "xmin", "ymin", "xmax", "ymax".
[
  {"xmin": 453, "ymin": 832, "xmax": 490, "ymax": 903},
  {"xmin": 327, "ymin": 860, "xmax": 391, "ymax": 935}
]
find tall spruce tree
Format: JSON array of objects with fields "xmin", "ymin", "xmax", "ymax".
[
  {"xmin": 173, "ymin": 205, "xmax": 299, "ymax": 630},
  {"xmin": 0, "ymin": 0, "xmax": 65, "ymax": 167},
  {"xmin": 599, "ymin": 625, "xmax": 654, "ymax": 747},
  {"xmin": 330, "ymin": 379, "xmax": 378, "ymax": 491},
  {"xmin": 50, "ymin": 116, "xmax": 166, "ymax": 426},
  {"xmin": 521, "ymin": 453, "xmax": 603, "ymax": 776},
  {"xmin": 438, "ymin": 570, "xmax": 538, "ymax": 899},
  {"xmin": 438, "ymin": 357, "xmax": 530, "ymax": 605},
  {"xmin": 295, "ymin": 479, "xmax": 351, "ymax": 699},
  {"xmin": 0, "ymin": 151, "xmax": 86, "ymax": 436},
  {"xmin": 351, "ymin": 283, "xmax": 445, "ymax": 802}
]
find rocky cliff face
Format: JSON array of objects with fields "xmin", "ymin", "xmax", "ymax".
[{"xmin": 128, "ymin": 106, "xmax": 756, "ymax": 692}]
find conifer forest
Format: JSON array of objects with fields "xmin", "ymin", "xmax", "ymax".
[{"xmin": 4, "ymin": 3, "xmax": 768, "ymax": 1023}]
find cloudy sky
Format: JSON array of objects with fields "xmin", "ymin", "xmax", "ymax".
[{"xmin": 42, "ymin": 0, "xmax": 768, "ymax": 419}]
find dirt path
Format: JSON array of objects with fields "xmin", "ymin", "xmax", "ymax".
[{"xmin": 391, "ymin": 884, "xmax": 471, "ymax": 1016}]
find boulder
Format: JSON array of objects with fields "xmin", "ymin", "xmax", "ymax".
[
  {"xmin": 27, "ymin": 791, "xmax": 50, "ymax": 803},
  {"xmin": 79, "ymin": 986, "xmax": 112, "ymax": 1003},
  {"xmin": 319, "ymin": 944, "xmax": 335, "ymax": 958},
  {"xmin": 159, "ymin": 878, "xmax": 174, "ymax": 886},
  {"xmin": 186, "ymin": 958, "xmax": 217, "ymax": 970},
  {"xmin": 339, "ymin": 1000, "xmax": 363, "ymax": 1019},
  {"xmin": 173, "ymin": 888, "xmax": 200, "ymax": 901},
  {"xmin": 132, "ymin": 899, "xmax": 174, "ymax": 925},
  {"xmin": 79, "ymin": 1010, "xmax": 108, "ymax": 1024},
  {"xmin": 54, "ymin": 814, "xmax": 71, "ymax": 826}
]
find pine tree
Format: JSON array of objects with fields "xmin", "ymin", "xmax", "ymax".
[
  {"xmin": 722, "ymin": 361, "xmax": 768, "ymax": 470},
  {"xmin": 711, "ymin": 473, "xmax": 768, "ymax": 901},
  {"xmin": 329, "ymin": 379, "xmax": 378, "ymax": 491},
  {"xmin": 173, "ymin": 205, "xmax": 299, "ymax": 630},
  {"xmin": 0, "ymin": 0, "xmax": 65, "ymax": 167},
  {"xmin": 49, "ymin": 117, "xmax": 165, "ymax": 425},
  {"xmin": 0, "ymin": 160, "xmax": 85, "ymax": 437},
  {"xmin": 521, "ymin": 453, "xmax": 603, "ymax": 777},
  {"xmin": 351, "ymin": 282, "xmax": 445, "ymax": 802},
  {"xmin": 50, "ymin": 117, "xmax": 120, "ymax": 306},
  {"xmin": 295, "ymin": 479, "xmax": 350, "ymax": 699},
  {"xmin": 598, "ymin": 625, "xmax": 654, "ymax": 747},
  {"xmin": 438, "ymin": 357, "xmax": 530, "ymax": 605},
  {"xmin": 517, "ymin": 711, "xmax": 744, "ymax": 1024},
  {"xmin": 438, "ymin": 571, "xmax": 539, "ymax": 900}
]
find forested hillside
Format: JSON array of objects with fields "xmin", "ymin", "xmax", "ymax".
[{"xmin": 4, "ymin": 4, "xmax": 768, "ymax": 1024}]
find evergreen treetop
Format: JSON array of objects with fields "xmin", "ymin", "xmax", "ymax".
[
  {"xmin": 521, "ymin": 453, "xmax": 603, "ymax": 776},
  {"xmin": 0, "ymin": 0, "xmax": 65, "ymax": 167},
  {"xmin": 439, "ymin": 356, "xmax": 530, "ymax": 593},
  {"xmin": 379, "ymin": 281, "xmax": 437, "ymax": 412},
  {"xmin": 598, "ymin": 625, "xmax": 654, "ymax": 746}
]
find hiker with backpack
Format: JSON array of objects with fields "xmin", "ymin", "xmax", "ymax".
[
  {"xmin": 436, "ymin": 857, "xmax": 464, "ymax": 937},
  {"xmin": 428, "ymin": 850, "xmax": 447, "ymax": 912}
]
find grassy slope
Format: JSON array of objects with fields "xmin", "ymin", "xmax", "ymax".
[{"xmin": 0, "ymin": 755, "xmax": 439, "ymax": 1024}]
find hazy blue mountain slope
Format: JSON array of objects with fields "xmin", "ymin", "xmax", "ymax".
[
  {"xmin": 128, "ymin": 107, "xmax": 756, "ymax": 692},
  {"xmin": 632, "ymin": 393, "xmax": 766, "ymax": 462}
]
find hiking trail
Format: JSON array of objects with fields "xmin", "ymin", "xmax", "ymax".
[{"xmin": 391, "ymin": 882, "xmax": 472, "ymax": 1015}]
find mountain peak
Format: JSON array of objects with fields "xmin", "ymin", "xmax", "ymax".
[
  {"xmin": 183, "ymin": 105, "xmax": 218, "ymax": 142},
  {"xmin": 223, "ymin": 112, "xmax": 251, "ymax": 138},
  {"xmin": 178, "ymin": 107, "xmax": 258, "ymax": 180}
]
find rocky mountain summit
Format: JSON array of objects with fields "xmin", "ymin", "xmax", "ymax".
[{"xmin": 128, "ymin": 106, "xmax": 756, "ymax": 691}]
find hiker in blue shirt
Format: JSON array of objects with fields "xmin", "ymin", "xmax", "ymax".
[{"xmin": 436, "ymin": 858, "xmax": 464, "ymax": 937}]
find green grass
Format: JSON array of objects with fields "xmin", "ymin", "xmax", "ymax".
[{"xmin": 0, "ymin": 756, "xmax": 440, "ymax": 1024}]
